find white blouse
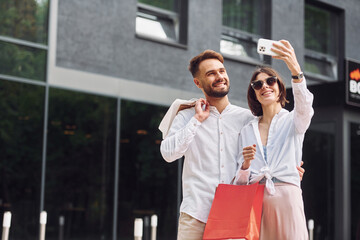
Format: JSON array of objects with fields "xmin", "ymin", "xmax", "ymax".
[{"xmin": 235, "ymin": 78, "xmax": 314, "ymax": 195}]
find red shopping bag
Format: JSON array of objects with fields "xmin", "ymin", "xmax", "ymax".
[{"xmin": 203, "ymin": 182, "xmax": 265, "ymax": 240}]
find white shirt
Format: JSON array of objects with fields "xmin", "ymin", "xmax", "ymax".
[
  {"xmin": 236, "ymin": 78, "xmax": 314, "ymax": 195},
  {"xmin": 160, "ymin": 104, "xmax": 254, "ymax": 223}
]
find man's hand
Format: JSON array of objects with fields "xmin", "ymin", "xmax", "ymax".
[
  {"xmin": 241, "ymin": 144, "xmax": 256, "ymax": 170},
  {"xmin": 297, "ymin": 161, "xmax": 305, "ymax": 181},
  {"xmin": 194, "ymin": 98, "xmax": 210, "ymax": 122}
]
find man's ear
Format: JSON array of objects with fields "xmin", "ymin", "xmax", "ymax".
[{"xmin": 194, "ymin": 78, "xmax": 201, "ymax": 88}]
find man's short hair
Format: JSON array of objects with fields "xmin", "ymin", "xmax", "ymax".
[
  {"xmin": 247, "ymin": 66, "xmax": 289, "ymax": 116},
  {"xmin": 188, "ymin": 50, "xmax": 224, "ymax": 77}
]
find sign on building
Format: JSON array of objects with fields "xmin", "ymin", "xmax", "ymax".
[{"xmin": 346, "ymin": 59, "xmax": 360, "ymax": 107}]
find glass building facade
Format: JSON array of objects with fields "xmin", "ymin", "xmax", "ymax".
[{"xmin": 0, "ymin": 1, "xmax": 180, "ymax": 239}]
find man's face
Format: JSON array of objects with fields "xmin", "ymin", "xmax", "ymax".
[{"xmin": 195, "ymin": 59, "xmax": 230, "ymax": 98}]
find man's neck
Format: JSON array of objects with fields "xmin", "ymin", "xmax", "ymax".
[{"xmin": 206, "ymin": 96, "xmax": 230, "ymax": 114}]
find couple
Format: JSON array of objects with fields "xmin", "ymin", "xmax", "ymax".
[{"xmin": 160, "ymin": 40, "xmax": 313, "ymax": 240}]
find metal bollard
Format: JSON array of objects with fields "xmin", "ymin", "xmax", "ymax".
[
  {"xmin": 150, "ymin": 215, "xmax": 157, "ymax": 240},
  {"xmin": 40, "ymin": 211, "xmax": 47, "ymax": 240},
  {"xmin": 308, "ymin": 219, "xmax": 314, "ymax": 240},
  {"xmin": 1, "ymin": 212, "xmax": 11, "ymax": 240},
  {"xmin": 143, "ymin": 216, "xmax": 150, "ymax": 240},
  {"xmin": 59, "ymin": 216, "xmax": 65, "ymax": 240},
  {"xmin": 134, "ymin": 218, "xmax": 143, "ymax": 240}
]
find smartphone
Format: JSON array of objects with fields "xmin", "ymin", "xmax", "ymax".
[{"xmin": 257, "ymin": 38, "xmax": 284, "ymax": 56}]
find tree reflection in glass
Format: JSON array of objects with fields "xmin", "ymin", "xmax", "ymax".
[
  {"xmin": 0, "ymin": 41, "xmax": 47, "ymax": 81},
  {"xmin": 0, "ymin": 79, "xmax": 45, "ymax": 239},
  {"xmin": 0, "ymin": 0, "xmax": 49, "ymax": 44},
  {"xmin": 118, "ymin": 100, "xmax": 178, "ymax": 240},
  {"xmin": 46, "ymin": 88, "xmax": 117, "ymax": 240}
]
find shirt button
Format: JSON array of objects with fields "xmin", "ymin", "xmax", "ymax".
[
  {"xmin": 221, "ymin": 165, "xmax": 224, "ymax": 168},
  {"xmin": 220, "ymin": 132, "xmax": 223, "ymax": 135},
  {"xmin": 220, "ymin": 149, "xmax": 223, "ymax": 151},
  {"xmin": 221, "ymin": 180, "xmax": 224, "ymax": 183}
]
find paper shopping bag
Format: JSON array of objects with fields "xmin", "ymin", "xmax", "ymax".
[{"xmin": 203, "ymin": 182, "xmax": 264, "ymax": 240}]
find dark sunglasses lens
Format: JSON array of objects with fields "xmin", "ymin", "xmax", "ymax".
[
  {"xmin": 266, "ymin": 77, "xmax": 277, "ymax": 86},
  {"xmin": 252, "ymin": 81, "xmax": 263, "ymax": 90}
]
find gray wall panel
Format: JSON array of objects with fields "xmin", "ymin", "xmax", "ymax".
[
  {"xmin": 56, "ymin": 0, "xmax": 226, "ymax": 99},
  {"xmin": 56, "ymin": 0, "xmax": 360, "ymax": 106}
]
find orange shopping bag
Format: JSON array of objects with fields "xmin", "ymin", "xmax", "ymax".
[{"xmin": 203, "ymin": 182, "xmax": 265, "ymax": 240}]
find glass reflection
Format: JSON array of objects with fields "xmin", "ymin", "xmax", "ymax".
[
  {"xmin": 305, "ymin": 5, "xmax": 336, "ymax": 56},
  {"xmin": 0, "ymin": 41, "xmax": 47, "ymax": 81},
  {"xmin": 220, "ymin": 36, "xmax": 259, "ymax": 59},
  {"xmin": 302, "ymin": 122, "xmax": 335, "ymax": 239},
  {"xmin": 118, "ymin": 100, "xmax": 178, "ymax": 240},
  {"xmin": 138, "ymin": 0, "xmax": 175, "ymax": 11},
  {"xmin": 0, "ymin": 0, "xmax": 49, "ymax": 44},
  {"xmin": 222, "ymin": 0, "xmax": 262, "ymax": 35},
  {"xmin": 45, "ymin": 88, "xmax": 117, "ymax": 240},
  {"xmin": 0, "ymin": 79, "xmax": 45, "ymax": 239}
]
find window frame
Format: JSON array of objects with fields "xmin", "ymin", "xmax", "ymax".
[
  {"xmin": 135, "ymin": 1, "xmax": 188, "ymax": 48},
  {"xmin": 220, "ymin": 0, "xmax": 271, "ymax": 65},
  {"xmin": 304, "ymin": 1, "xmax": 344, "ymax": 83}
]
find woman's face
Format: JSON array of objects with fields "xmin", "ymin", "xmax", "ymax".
[{"xmin": 253, "ymin": 72, "xmax": 280, "ymax": 107}]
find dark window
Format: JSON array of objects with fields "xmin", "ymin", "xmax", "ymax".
[
  {"xmin": 0, "ymin": 80, "xmax": 45, "ymax": 239},
  {"xmin": 117, "ymin": 100, "xmax": 178, "ymax": 240},
  {"xmin": 221, "ymin": 0, "xmax": 269, "ymax": 61},
  {"xmin": 351, "ymin": 122, "xmax": 360, "ymax": 240},
  {"xmin": 138, "ymin": 0, "xmax": 175, "ymax": 11},
  {"xmin": 136, "ymin": 0, "xmax": 187, "ymax": 45},
  {"xmin": 304, "ymin": 4, "xmax": 339, "ymax": 81},
  {"xmin": 302, "ymin": 122, "xmax": 335, "ymax": 239},
  {"xmin": 45, "ymin": 88, "xmax": 117, "ymax": 240}
]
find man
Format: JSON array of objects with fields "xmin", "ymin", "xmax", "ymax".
[{"xmin": 160, "ymin": 50, "xmax": 304, "ymax": 240}]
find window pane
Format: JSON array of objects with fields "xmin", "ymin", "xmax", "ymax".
[
  {"xmin": 222, "ymin": 0, "xmax": 261, "ymax": 35},
  {"xmin": 220, "ymin": 35, "xmax": 259, "ymax": 59},
  {"xmin": 118, "ymin": 100, "xmax": 178, "ymax": 240},
  {"xmin": 136, "ymin": 13, "xmax": 176, "ymax": 40},
  {"xmin": 0, "ymin": 0, "xmax": 49, "ymax": 44},
  {"xmin": 351, "ymin": 122, "xmax": 360, "ymax": 240},
  {"xmin": 0, "ymin": 79, "xmax": 45, "ymax": 239},
  {"xmin": 138, "ymin": 0, "xmax": 175, "ymax": 11},
  {"xmin": 304, "ymin": 56, "xmax": 336, "ymax": 79},
  {"xmin": 0, "ymin": 41, "xmax": 47, "ymax": 81},
  {"xmin": 302, "ymin": 122, "xmax": 335, "ymax": 239},
  {"xmin": 45, "ymin": 88, "xmax": 117, "ymax": 240},
  {"xmin": 305, "ymin": 5, "xmax": 335, "ymax": 55}
]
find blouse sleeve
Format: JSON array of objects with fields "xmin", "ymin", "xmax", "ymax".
[{"xmin": 292, "ymin": 77, "xmax": 314, "ymax": 134}]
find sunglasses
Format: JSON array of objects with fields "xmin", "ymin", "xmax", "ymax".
[{"xmin": 251, "ymin": 76, "xmax": 278, "ymax": 90}]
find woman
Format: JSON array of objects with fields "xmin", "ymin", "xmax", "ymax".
[{"xmin": 235, "ymin": 40, "xmax": 313, "ymax": 240}]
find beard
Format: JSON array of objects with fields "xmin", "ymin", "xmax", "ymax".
[{"xmin": 203, "ymin": 84, "xmax": 230, "ymax": 98}]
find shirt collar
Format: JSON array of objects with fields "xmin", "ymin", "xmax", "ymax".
[{"xmin": 209, "ymin": 103, "xmax": 232, "ymax": 114}]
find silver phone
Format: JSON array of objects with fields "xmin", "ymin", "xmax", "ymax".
[{"xmin": 257, "ymin": 38, "xmax": 284, "ymax": 56}]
